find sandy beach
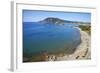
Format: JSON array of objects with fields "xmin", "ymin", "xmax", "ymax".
[{"xmin": 45, "ymin": 27, "xmax": 91, "ymax": 61}]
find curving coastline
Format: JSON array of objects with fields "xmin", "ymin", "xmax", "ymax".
[
  {"xmin": 45, "ymin": 27, "xmax": 91, "ymax": 61},
  {"xmin": 23, "ymin": 27, "xmax": 91, "ymax": 62}
]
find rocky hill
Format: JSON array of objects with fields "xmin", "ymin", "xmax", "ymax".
[{"xmin": 38, "ymin": 17, "xmax": 90, "ymax": 25}]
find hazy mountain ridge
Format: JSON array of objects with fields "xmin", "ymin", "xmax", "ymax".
[{"xmin": 38, "ymin": 17, "xmax": 91, "ymax": 25}]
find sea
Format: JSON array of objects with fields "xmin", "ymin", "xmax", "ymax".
[{"xmin": 23, "ymin": 22, "xmax": 81, "ymax": 57}]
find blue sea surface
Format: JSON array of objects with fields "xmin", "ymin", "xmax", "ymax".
[{"xmin": 23, "ymin": 22, "xmax": 81, "ymax": 56}]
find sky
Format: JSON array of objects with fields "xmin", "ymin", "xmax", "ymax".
[{"xmin": 23, "ymin": 10, "xmax": 91, "ymax": 22}]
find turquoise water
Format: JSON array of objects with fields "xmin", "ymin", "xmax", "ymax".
[{"xmin": 23, "ymin": 22, "xmax": 81, "ymax": 57}]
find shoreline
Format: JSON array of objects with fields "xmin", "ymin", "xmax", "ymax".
[
  {"xmin": 45, "ymin": 27, "xmax": 91, "ymax": 61},
  {"xmin": 23, "ymin": 27, "xmax": 91, "ymax": 62}
]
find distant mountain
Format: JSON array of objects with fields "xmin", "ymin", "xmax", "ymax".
[{"xmin": 38, "ymin": 17, "xmax": 90, "ymax": 25}]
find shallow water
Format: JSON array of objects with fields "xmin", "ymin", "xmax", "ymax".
[{"xmin": 23, "ymin": 22, "xmax": 81, "ymax": 57}]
